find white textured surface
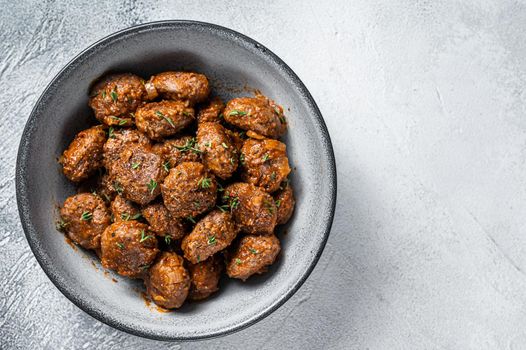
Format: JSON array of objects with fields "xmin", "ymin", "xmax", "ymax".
[{"xmin": 2, "ymin": 1, "xmax": 526, "ymax": 349}]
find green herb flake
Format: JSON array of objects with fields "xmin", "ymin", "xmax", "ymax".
[
  {"xmin": 207, "ymin": 235, "xmax": 217, "ymax": 246},
  {"xmin": 101, "ymin": 91, "xmax": 107, "ymax": 99},
  {"xmin": 182, "ymin": 111, "xmax": 192, "ymax": 117},
  {"xmin": 80, "ymin": 211, "xmax": 93, "ymax": 221},
  {"xmin": 186, "ymin": 215, "xmax": 196, "ymax": 224},
  {"xmin": 162, "ymin": 161, "xmax": 171, "ymax": 172},
  {"xmin": 56, "ymin": 219, "xmax": 68, "ymax": 231},
  {"xmin": 165, "ymin": 236, "xmax": 172, "ymax": 245},
  {"xmin": 249, "ymin": 248, "xmax": 259, "ymax": 254},
  {"xmin": 275, "ymin": 199, "xmax": 281, "ymax": 208},
  {"xmin": 113, "ymin": 181, "xmax": 123, "ymax": 195},
  {"xmin": 198, "ymin": 177, "xmax": 212, "ymax": 189},
  {"xmin": 239, "ymin": 154, "xmax": 245, "ymax": 165},
  {"xmin": 121, "ymin": 213, "xmax": 131, "ymax": 221},
  {"xmin": 140, "ymin": 264, "xmax": 150, "ymax": 271},
  {"xmin": 230, "ymin": 157, "xmax": 236, "ymax": 165},
  {"xmin": 235, "ymin": 258, "xmax": 242, "ymax": 265},
  {"xmin": 216, "ymin": 204, "xmax": 229, "ymax": 212},
  {"xmin": 110, "ymin": 116, "xmax": 127, "ymax": 125},
  {"xmin": 107, "ymin": 126, "xmax": 115, "ymax": 139},
  {"xmin": 139, "ymin": 229, "xmax": 154, "ymax": 243},
  {"xmin": 221, "ymin": 142, "xmax": 229, "ymax": 149},
  {"xmin": 132, "ymin": 162, "xmax": 141, "ymax": 170},
  {"xmin": 110, "ymin": 89, "xmax": 118, "ymax": 102},
  {"xmin": 228, "ymin": 110, "xmax": 247, "ymax": 117},
  {"xmin": 270, "ymin": 171, "xmax": 277, "ymax": 181},
  {"xmin": 116, "ymin": 242, "xmax": 125, "ymax": 249},
  {"xmin": 263, "ymin": 154, "xmax": 270, "ymax": 162},
  {"xmin": 175, "ymin": 137, "xmax": 202, "ymax": 154},
  {"xmin": 193, "ymin": 201, "xmax": 201, "ymax": 208},
  {"xmin": 131, "ymin": 213, "xmax": 142, "ymax": 220},
  {"xmin": 230, "ymin": 197, "xmax": 240, "ymax": 210},
  {"xmin": 147, "ymin": 179, "xmax": 158, "ymax": 194},
  {"xmin": 156, "ymin": 110, "xmax": 175, "ymax": 128}
]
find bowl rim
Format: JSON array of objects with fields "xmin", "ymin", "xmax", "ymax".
[{"xmin": 15, "ymin": 20, "xmax": 337, "ymax": 341}]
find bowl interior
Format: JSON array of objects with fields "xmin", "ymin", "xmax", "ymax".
[{"xmin": 17, "ymin": 22, "xmax": 335, "ymax": 340}]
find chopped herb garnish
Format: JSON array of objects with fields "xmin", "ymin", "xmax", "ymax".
[
  {"xmin": 116, "ymin": 242, "xmax": 124, "ymax": 249},
  {"xmin": 110, "ymin": 89, "xmax": 118, "ymax": 102},
  {"xmin": 221, "ymin": 142, "xmax": 229, "ymax": 149},
  {"xmin": 113, "ymin": 181, "xmax": 123, "ymax": 195},
  {"xmin": 110, "ymin": 116, "xmax": 127, "ymax": 125},
  {"xmin": 264, "ymin": 200, "xmax": 275, "ymax": 214},
  {"xmin": 275, "ymin": 199, "xmax": 281, "ymax": 208},
  {"xmin": 182, "ymin": 111, "xmax": 192, "ymax": 117},
  {"xmin": 140, "ymin": 264, "xmax": 150, "ymax": 271},
  {"xmin": 101, "ymin": 91, "xmax": 107, "ymax": 99},
  {"xmin": 270, "ymin": 171, "xmax": 277, "ymax": 181},
  {"xmin": 239, "ymin": 154, "xmax": 245, "ymax": 165},
  {"xmin": 162, "ymin": 161, "xmax": 171, "ymax": 172},
  {"xmin": 132, "ymin": 162, "xmax": 141, "ymax": 170},
  {"xmin": 139, "ymin": 229, "xmax": 154, "ymax": 243},
  {"xmin": 230, "ymin": 196, "xmax": 240, "ymax": 210},
  {"xmin": 165, "ymin": 236, "xmax": 172, "ymax": 245},
  {"xmin": 107, "ymin": 126, "xmax": 115, "ymax": 139},
  {"xmin": 216, "ymin": 204, "xmax": 229, "ymax": 212},
  {"xmin": 249, "ymin": 248, "xmax": 259, "ymax": 254},
  {"xmin": 186, "ymin": 215, "xmax": 196, "ymax": 224},
  {"xmin": 235, "ymin": 258, "xmax": 242, "ymax": 265},
  {"xmin": 204, "ymin": 141, "xmax": 211, "ymax": 148},
  {"xmin": 198, "ymin": 177, "xmax": 212, "ymax": 189},
  {"xmin": 131, "ymin": 213, "xmax": 142, "ymax": 220},
  {"xmin": 207, "ymin": 235, "xmax": 217, "ymax": 246},
  {"xmin": 193, "ymin": 201, "xmax": 201, "ymax": 208},
  {"xmin": 263, "ymin": 154, "xmax": 270, "ymax": 162},
  {"xmin": 56, "ymin": 219, "xmax": 68, "ymax": 231},
  {"xmin": 121, "ymin": 213, "xmax": 131, "ymax": 221},
  {"xmin": 228, "ymin": 110, "xmax": 247, "ymax": 117},
  {"xmin": 129, "ymin": 112, "xmax": 135, "ymax": 119},
  {"xmin": 197, "ymin": 255, "xmax": 201, "ymax": 263},
  {"xmin": 80, "ymin": 211, "xmax": 93, "ymax": 221},
  {"xmin": 155, "ymin": 110, "xmax": 175, "ymax": 128},
  {"xmin": 175, "ymin": 137, "xmax": 202, "ymax": 154},
  {"xmin": 279, "ymin": 115, "xmax": 286, "ymax": 124},
  {"xmin": 217, "ymin": 183, "xmax": 224, "ymax": 192},
  {"xmin": 147, "ymin": 179, "xmax": 157, "ymax": 194},
  {"xmin": 230, "ymin": 157, "xmax": 236, "ymax": 165}
]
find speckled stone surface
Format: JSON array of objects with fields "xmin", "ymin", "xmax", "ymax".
[{"xmin": 3, "ymin": 1, "xmax": 526, "ymax": 349}]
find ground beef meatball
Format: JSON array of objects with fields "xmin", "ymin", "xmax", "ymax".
[
  {"xmin": 142, "ymin": 202, "xmax": 186, "ymax": 240},
  {"xmin": 161, "ymin": 162, "xmax": 217, "ymax": 219},
  {"xmin": 152, "ymin": 136, "xmax": 201, "ymax": 175},
  {"xmin": 101, "ymin": 220, "xmax": 159, "ymax": 278},
  {"xmin": 135, "ymin": 100, "xmax": 195, "ymax": 140},
  {"xmin": 240, "ymin": 137, "xmax": 291, "ymax": 192},
  {"xmin": 110, "ymin": 195, "xmax": 141, "ymax": 222},
  {"xmin": 223, "ymin": 183, "xmax": 277, "ymax": 235},
  {"xmin": 144, "ymin": 252, "xmax": 190, "ymax": 309},
  {"xmin": 197, "ymin": 122, "xmax": 238, "ymax": 180},
  {"xmin": 59, "ymin": 193, "xmax": 111, "ymax": 250},
  {"xmin": 223, "ymin": 95, "xmax": 286, "ymax": 139},
  {"xmin": 181, "ymin": 210, "xmax": 239, "ymax": 264},
  {"xmin": 197, "ymin": 97, "xmax": 224, "ymax": 123},
  {"xmin": 274, "ymin": 183, "xmax": 295, "ymax": 225},
  {"xmin": 226, "ymin": 234, "xmax": 281, "ymax": 281},
  {"xmin": 61, "ymin": 125, "xmax": 106, "ymax": 182},
  {"xmin": 148, "ymin": 71, "xmax": 210, "ymax": 105},
  {"xmin": 109, "ymin": 144, "xmax": 165, "ymax": 205},
  {"xmin": 188, "ymin": 254, "xmax": 223, "ymax": 300},
  {"xmin": 89, "ymin": 73, "xmax": 152, "ymax": 126},
  {"xmin": 103, "ymin": 128, "xmax": 150, "ymax": 169}
]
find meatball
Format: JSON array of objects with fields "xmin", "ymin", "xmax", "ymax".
[
  {"xmin": 223, "ymin": 95, "xmax": 286, "ymax": 139},
  {"xmin": 109, "ymin": 144, "xmax": 165, "ymax": 205},
  {"xmin": 148, "ymin": 71, "xmax": 210, "ymax": 105},
  {"xmin": 100, "ymin": 220, "xmax": 159, "ymax": 278},
  {"xmin": 144, "ymin": 252, "xmax": 190, "ymax": 309},
  {"xmin": 226, "ymin": 234, "xmax": 281, "ymax": 281},
  {"xmin": 224, "ymin": 128, "xmax": 246, "ymax": 152},
  {"xmin": 161, "ymin": 162, "xmax": 217, "ymax": 219},
  {"xmin": 274, "ymin": 183, "xmax": 295, "ymax": 225},
  {"xmin": 181, "ymin": 210, "xmax": 239, "ymax": 264},
  {"xmin": 59, "ymin": 193, "xmax": 111, "ymax": 250},
  {"xmin": 240, "ymin": 137, "xmax": 291, "ymax": 192},
  {"xmin": 197, "ymin": 97, "xmax": 224, "ymax": 123},
  {"xmin": 61, "ymin": 125, "xmax": 106, "ymax": 182},
  {"xmin": 142, "ymin": 202, "xmax": 186, "ymax": 240},
  {"xmin": 188, "ymin": 254, "xmax": 223, "ymax": 300},
  {"xmin": 135, "ymin": 100, "xmax": 195, "ymax": 140},
  {"xmin": 103, "ymin": 128, "xmax": 150, "ymax": 169},
  {"xmin": 89, "ymin": 73, "xmax": 151, "ymax": 126},
  {"xmin": 223, "ymin": 183, "xmax": 277, "ymax": 235},
  {"xmin": 111, "ymin": 195, "xmax": 141, "ymax": 222},
  {"xmin": 152, "ymin": 136, "xmax": 201, "ymax": 175},
  {"xmin": 197, "ymin": 122, "xmax": 238, "ymax": 180}
]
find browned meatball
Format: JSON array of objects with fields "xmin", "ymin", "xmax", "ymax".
[
  {"xmin": 103, "ymin": 128, "xmax": 151, "ymax": 169},
  {"xmin": 188, "ymin": 254, "xmax": 223, "ymax": 300},
  {"xmin": 161, "ymin": 162, "xmax": 217, "ymax": 219},
  {"xmin": 197, "ymin": 97, "xmax": 224, "ymax": 123},
  {"xmin": 240, "ymin": 137, "xmax": 291, "ymax": 192},
  {"xmin": 135, "ymin": 100, "xmax": 195, "ymax": 140},
  {"xmin": 142, "ymin": 202, "xmax": 186, "ymax": 240},
  {"xmin": 274, "ymin": 183, "xmax": 295, "ymax": 225},
  {"xmin": 89, "ymin": 73, "xmax": 151, "ymax": 126},
  {"xmin": 111, "ymin": 195, "xmax": 141, "ymax": 222},
  {"xmin": 109, "ymin": 144, "xmax": 165, "ymax": 205},
  {"xmin": 100, "ymin": 220, "xmax": 159, "ymax": 278},
  {"xmin": 226, "ymin": 234, "xmax": 281, "ymax": 281},
  {"xmin": 148, "ymin": 72, "xmax": 210, "ymax": 105},
  {"xmin": 152, "ymin": 136, "xmax": 201, "ymax": 174},
  {"xmin": 224, "ymin": 128, "xmax": 246, "ymax": 153},
  {"xmin": 181, "ymin": 210, "xmax": 239, "ymax": 264},
  {"xmin": 223, "ymin": 95, "xmax": 286, "ymax": 139},
  {"xmin": 197, "ymin": 122, "xmax": 238, "ymax": 180},
  {"xmin": 144, "ymin": 252, "xmax": 190, "ymax": 309},
  {"xmin": 223, "ymin": 183, "xmax": 277, "ymax": 235},
  {"xmin": 61, "ymin": 125, "xmax": 106, "ymax": 182},
  {"xmin": 59, "ymin": 193, "xmax": 111, "ymax": 250}
]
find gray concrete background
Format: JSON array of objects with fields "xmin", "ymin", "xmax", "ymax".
[{"xmin": 2, "ymin": 1, "xmax": 526, "ymax": 349}]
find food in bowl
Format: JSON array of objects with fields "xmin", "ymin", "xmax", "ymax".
[{"xmin": 56, "ymin": 71, "xmax": 295, "ymax": 309}]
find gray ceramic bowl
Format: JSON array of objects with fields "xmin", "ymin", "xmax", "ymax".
[{"xmin": 16, "ymin": 21, "xmax": 336, "ymax": 341}]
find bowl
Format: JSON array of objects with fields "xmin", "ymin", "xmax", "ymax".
[{"xmin": 16, "ymin": 20, "xmax": 336, "ymax": 341}]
